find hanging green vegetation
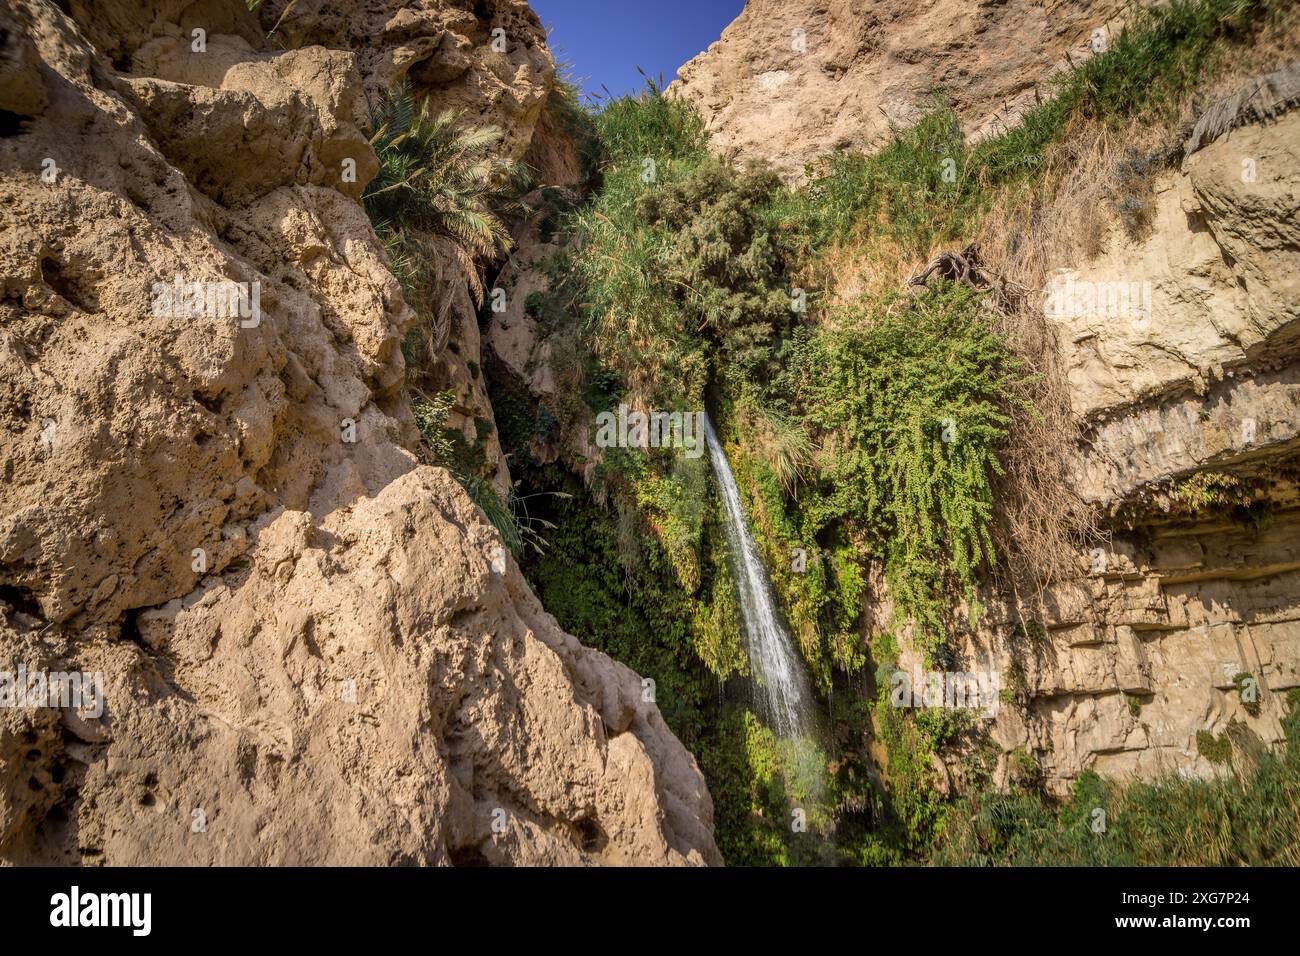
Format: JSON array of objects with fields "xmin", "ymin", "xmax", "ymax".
[{"xmin": 778, "ymin": 284, "xmax": 1025, "ymax": 655}]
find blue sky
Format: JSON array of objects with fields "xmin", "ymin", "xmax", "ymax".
[{"xmin": 531, "ymin": 0, "xmax": 745, "ymax": 103}]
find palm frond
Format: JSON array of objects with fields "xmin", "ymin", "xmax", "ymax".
[{"xmin": 364, "ymin": 77, "xmax": 531, "ymax": 335}]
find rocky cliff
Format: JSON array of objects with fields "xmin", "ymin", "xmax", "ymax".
[
  {"xmin": 672, "ymin": 0, "xmax": 1300, "ymax": 793},
  {"xmin": 670, "ymin": 0, "xmax": 1140, "ymax": 181},
  {"xmin": 985, "ymin": 86, "xmax": 1300, "ymax": 792},
  {"xmin": 0, "ymin": 0, "xmax": 720, "ymax": 866}
]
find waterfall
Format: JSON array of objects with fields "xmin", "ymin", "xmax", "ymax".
[{"xmin": 704, "ymin": 413, "xmax": 815, "ymax": 739}]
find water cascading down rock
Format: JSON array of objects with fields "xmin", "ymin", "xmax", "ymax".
[{"xmin": 704, "ymin": 414, "xmax": 816, "ymax": 738}]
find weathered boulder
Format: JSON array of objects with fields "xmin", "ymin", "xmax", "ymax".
[
  {"xmin": 254, "ymin": 0, "xmax": 555, "ymax": 164},
  {"xmin": 2, "ymin": 469, "xmax": 718, "ymax": 865}
]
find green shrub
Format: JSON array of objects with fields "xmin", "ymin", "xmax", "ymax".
[
  {"xmin": 411, "ymin": 387, "xmax": 551, "ymax": 555},
  {"xmin": 1235, "ymin": 672, "xmax": 1262, "ymax": 717},
  {"xmin": 780, "ymin": 283, "xmax": 1024, "ymax": 656},
  {"xmin": 1197, "ymin": 728, "xmax": 1233, "ymax": 765},
  {"xmin": 571, "ymin": 145, "xmax": 795, "ymax": 405},
  {"xmin": 365, "ymin": 80, "xmax": 527, "ymax": 266}
]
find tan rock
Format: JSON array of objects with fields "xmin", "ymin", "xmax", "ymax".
[
  {"xmin": 670, "ymin": 0, "xmax": 1136, "ymax": 181},
  {"xmin": 1048, "ymin": 111, "xmax": 1300, "ymax": 427},
  {"xmin": 123, "ymin": 34, "xmax": 379, "ymax": 205},
  {"xmin": 485, "ymin": 189, "xmax": 601, "ymax": 477},
  {"xmin": 250, "ymin": 1, "xmax": 560, "ymax": 498},
  {"xmin": 1, "ymin": 470, "xmax": 719, "ymax": 865},
  {"xmin": 0, "ymin": 1, "xmax": 47, "ymax": 121},
  {"xmin": 255, "ymin": 0, "xmax": 556, "ymax": 164}
]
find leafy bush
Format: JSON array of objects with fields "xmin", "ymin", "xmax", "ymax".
[
  {"xmin": 786, "ymin": 108, "xmax": 970, "ymax": 263},
  {"xmin": 569, "ymin": 94, "xmax": 794, "ymax": 406},
  {"xmin": 779, "ymin": 283, "xmax": 1023, "ymax": 655},
  {"xmin": 1197, "ymin": 728, "xmax": 1233, "ymax": 765},
  {"xmin": 411, "ymin": 390, "xmax": 456, "ymax": 466}
]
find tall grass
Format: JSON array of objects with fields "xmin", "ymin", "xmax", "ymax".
[
  {"xmin": 784, "ymin": 0, "xmax": 1288, "ymax": 268},
  {"xmin": 936, "ymin": 700, "xmax": 1300, "ymax": 865},
  {"xmin": 590, "ymin": 76, "xmax": 709, "ymax": 168}
]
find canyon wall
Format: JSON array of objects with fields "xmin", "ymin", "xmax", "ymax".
[
  {"xmin": 984, "ymin": 92, "xmax": 1300, "ymax": 792},
  {"xmin": 670, "ymin": 0, "xmax": 1139, "ymax": 181},
  {"xmin": 0, "ymin": 0, "xmax": 720, "ymax": 866}
]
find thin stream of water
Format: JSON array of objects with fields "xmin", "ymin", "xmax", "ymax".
[{"xmin": 703, "ymin": 413, "xmax": 816, "ymax": 739}]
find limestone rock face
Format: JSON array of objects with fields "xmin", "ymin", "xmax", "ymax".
[
  {"xmin": 123, "ymin": 34, "xmax": 380, "ymax": 206},
  {"xmin": 0, "ymin": 2, "xmax": 48, "ymax": 120},
  {"xmin": 254, "ymin": 0, "xmax": 555, "ymax": 164},
  {"xmin": 5, "ymin": 469, "xmax": 717, "ymax": 865},
  {"xmin": 1055, "ymin": 109, "xmax": 1300, "ymax": 504},
  {"xmin": 670, "ymin": 0, "xmax": 1136, "ymax": 181},
  {"xmin": 485, "ymin": 189, "xmax": 602, "ymax": 479},
  {"xmin": 245, "ymin": 0, "xmax": 563, "ymax": 499},
  {"xmin": 978, "ymin": 93, "xmax": 1300, "ymax": 793},
  {"xmin": 0, "ymin": 0, "xmax": 719, "ymax": 866}
]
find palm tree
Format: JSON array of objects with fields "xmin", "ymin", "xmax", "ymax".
[{"xmin": 365, "ymin": 80, "xmax": 529, "ymax": 309}]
